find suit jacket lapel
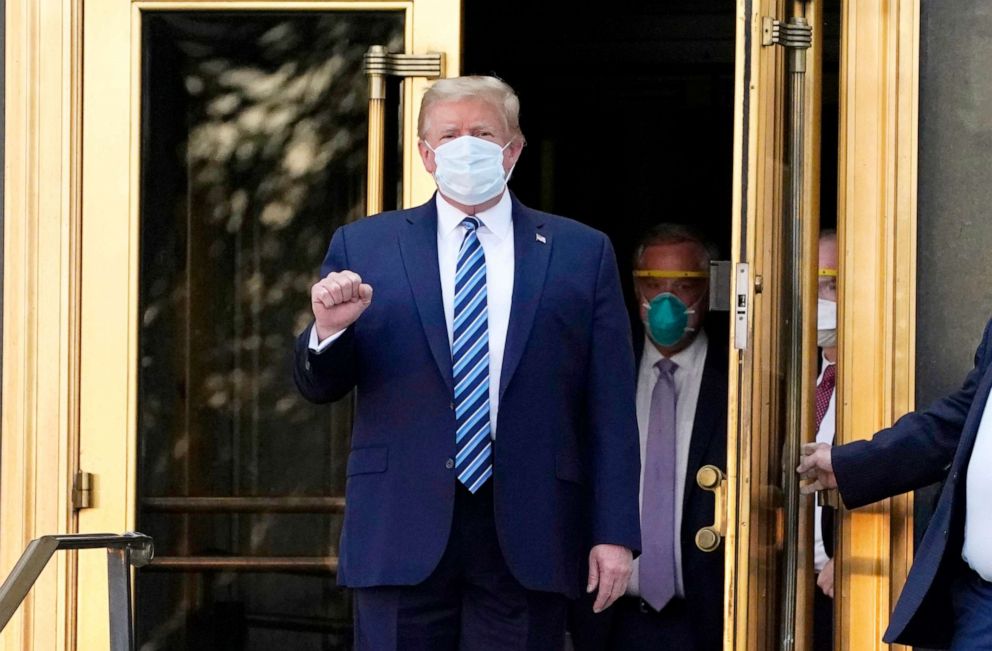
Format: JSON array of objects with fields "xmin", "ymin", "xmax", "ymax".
[
  {"xmin": 499, "ymin": 197, "xmax": 552, "ymax": 399},
  {"xmin": 683, "ymin": 340, "xmax": 726, "ymax": 511},
  {"xmin": 398, "ymin": 199, "xmax": 454, "ymax": 393}
]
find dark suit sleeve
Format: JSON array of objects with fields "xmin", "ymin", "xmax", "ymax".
[
  {"xmin": 293, "ymin": 227, "xmax": 359, "ymax": 404},
  {"xmin": 834, "ymin": 318, "xmax": 992, "ymax": 509},
  {"xmin": 586, "ymin": 234, "xmax": 642, "ymax": 555}
]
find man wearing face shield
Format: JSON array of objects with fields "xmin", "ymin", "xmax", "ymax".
[
  {"xmin": 294, "ymin": 76, "xmax": 640, "ymax": 650},
  {"xmin": 812, "ymin": 229, "xmax": 838, "ymax": 651},
  {"xmin": 570, "ymin": 223, "xmax": 727, "ymax": 651}
]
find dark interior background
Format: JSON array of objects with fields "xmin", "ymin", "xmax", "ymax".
[
  {"xmin": 464, "ymin": 0, "xmax": 736, "ymax": 325},
  {"xmin": 465, "ymin": 0, "xmax": 840, "ymax": 330}
]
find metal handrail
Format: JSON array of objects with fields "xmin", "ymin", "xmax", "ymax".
[
  {"xmin": 141, "ymin": 496, "xmax": 345, "ymax": 513},
  {"xmin": 0, "ymin": 532, "xmax": 154, "ymax": 651},
  {"xmin": 145, "ymin": 555, "xmax": 337, "ymax": 574}
]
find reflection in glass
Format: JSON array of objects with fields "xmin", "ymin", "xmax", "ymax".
[{"xmin": 137, "ymin": 12, "xmax": 403, "ymax": 650}]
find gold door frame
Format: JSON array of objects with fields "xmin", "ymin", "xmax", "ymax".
[
  {"xmin": 727, "ymin": 0, "xmax": 796, "ymax": 647},
  {"xmin": 2, "ymin": 0, "xmax": 85, "ymax": 648},
  {"xmin": 727, "ymin": 1, "xmax": 921, "ymax": 650},
  {"xmin": 835, "ymin": 2, "xmax": 919, "ymax": 649},
  {"xmin": 2, "ymin": 1, "xmax": 458, "ymax": 649}
]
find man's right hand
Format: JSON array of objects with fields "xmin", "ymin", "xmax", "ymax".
[
  {"xmin": 797, "ymin": 442, "xmax": 838, "ymax": 494},
  {"xmin": 310, "ymin": 271, "xmax": 373, "ymax": 340}
]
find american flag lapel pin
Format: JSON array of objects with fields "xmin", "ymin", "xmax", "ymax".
[{"xmin": 535, "ymin": 233, "xmax": 547, "ymax": 244}]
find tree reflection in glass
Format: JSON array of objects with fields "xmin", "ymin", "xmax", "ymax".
[{"xmin": 137, "ymin": 12, "xmax": 403, "ymax": 650}]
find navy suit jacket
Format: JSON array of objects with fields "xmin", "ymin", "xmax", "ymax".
[
  {"xmin": 833, "ymin": 316, "xmax": 992, "ymax": 647},
  {"xmin": 294, "ymin": 194, "xmax": 642, "ymax": 597}
]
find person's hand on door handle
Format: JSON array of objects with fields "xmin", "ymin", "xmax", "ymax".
[{"xmin": 797, "ymin": 442, "xmax": 837, "ymax": 494}]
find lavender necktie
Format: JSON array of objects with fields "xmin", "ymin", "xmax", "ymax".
[{"xmin": 640, "ymin": 357, "xmax": 678, "ymax": 611}]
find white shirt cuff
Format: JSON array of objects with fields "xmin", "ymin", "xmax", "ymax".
[{"xmin": 308, "ymin": 325, "xmax": 346, "ymax": 353}]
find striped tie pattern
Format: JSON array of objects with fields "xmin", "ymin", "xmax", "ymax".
[{"xmin": 452, "ymin": 217, "xmax": 493, "ymax": 493}]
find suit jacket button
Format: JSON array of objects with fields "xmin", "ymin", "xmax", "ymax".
[
  {"xmin": 450, "ymin": 402, "xmax": 455, "ymax": 411},
  {"xmin": 445, "ymin": 458, "xmax": 455, "ymax": 470}
]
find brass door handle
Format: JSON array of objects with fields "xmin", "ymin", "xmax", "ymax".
[
  {"xmin": 816, "ymin": 488, "xmax": 840, "ymax": 509},
  {"xmin": 363, "ymin": 46, "xmax": 445, "ymax": 216},
  {"xmin": 695, "ymin": 465, "xmax": 727, "ymax": 552}
]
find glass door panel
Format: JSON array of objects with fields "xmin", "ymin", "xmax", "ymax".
[
  {"xmin": 135, "ymin": 11, "xmax": 404, "ymax": 650},
  {"xmin": 727, "ymin": 0, "xmax": 820, "ymax": 648},
  {"xmin": 77, "ymin": 1, "xmax": 456, "ymax": 647}
]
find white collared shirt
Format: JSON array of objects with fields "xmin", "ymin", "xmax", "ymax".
[
  {"xmin": 813, "ymin": 356, "xmax": 837, "ymax": 572},
  {"xmin": 964, "ymin": 386, "xmax": 992, "ymax": 581},
  {"xmin": 309, "ymin": 192, "xmax": 515, "ymax": 435},
  {"xmin": 627, "ymin": 331, "xmax": 709, "ymax": 599}
]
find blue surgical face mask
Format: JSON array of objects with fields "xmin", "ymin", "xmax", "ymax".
[
  {"xmin": 427, "ymin": 136, "xmax": 515, "ymax": 206},
  {"xmin": 642, "ymin": 293, "xmax": 698, "ymax": 347}
]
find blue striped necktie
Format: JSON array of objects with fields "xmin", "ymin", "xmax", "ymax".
[{"xmin": 452, "ymin": 216, "xmax": 493, "ymax": 493}]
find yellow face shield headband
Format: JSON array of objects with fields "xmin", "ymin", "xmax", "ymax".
[
  {"xmin": 633, "ymin": 270, "xmax": 709, "ymax": 304},
  {"xmin": 632, "ymin": 270, "xmax": 710, "ymax": 279}
]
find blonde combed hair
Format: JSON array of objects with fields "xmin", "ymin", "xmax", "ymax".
[{"xmin": 418, "ymin": 76, "xmax": 522, "ymax": 140}]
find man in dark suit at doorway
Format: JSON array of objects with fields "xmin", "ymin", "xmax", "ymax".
[
  {"xmin": 800, "ymin": 316, "xmax": 992, "ymax": 648},
  {"xmin": 570, "ymin": 223, "xmax": 727, "ymax": 651},
  {"xmin": 294, "ymin": 75, "xmax": 641, "ymax": 650}
]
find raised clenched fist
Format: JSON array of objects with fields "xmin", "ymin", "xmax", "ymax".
[{"xmin": 310, "ymin": 270, "xmax": 373, "ymax": 340}]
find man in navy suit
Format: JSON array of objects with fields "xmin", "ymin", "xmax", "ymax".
[
  {"xmin": 294, "ymin": 76, "xmax": 641, "ymax": 650},
  {"xmin": 570, "ymin": 224, "xmax": 727, "ymax": 650},
  {"xmin": 799, "ymin": 319, "xmax": 992, "ymax": 648}
]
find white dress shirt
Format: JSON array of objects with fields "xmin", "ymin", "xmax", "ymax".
[
  {"xmin": 627, "ymin": 331, "xmax": 709, "ymax": 599},
  {"xmin": 310, "ymin": 192, "xmax": 515, "ymax": 435},
  {"xmin": 813, "ymin": 357, "xmax": 837, "ymax": 573},
  {"xmin": 963, "ymin": 386, "xmax": 992, "ymax": 581}
]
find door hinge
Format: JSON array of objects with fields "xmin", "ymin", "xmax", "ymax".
[
  {"xmin": 72, "ymin": 471, "xmax": 94, "ymax": 510},
  {"xmin": 762, "ymin": 16, "xmax": 813, "ymax": 49}
]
